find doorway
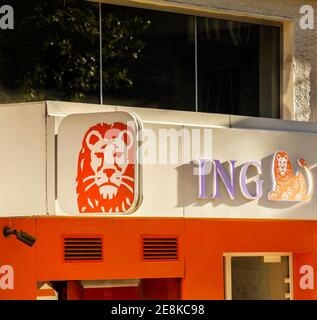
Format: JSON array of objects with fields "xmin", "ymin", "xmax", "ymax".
[{"xmin": 224, "ymin": 253, "xmax": 293, "ymax": 300}]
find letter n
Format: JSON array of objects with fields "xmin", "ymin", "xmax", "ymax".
[{"xmin": 212, "ymin": 160, "xmax": 236, "ymax": 199}]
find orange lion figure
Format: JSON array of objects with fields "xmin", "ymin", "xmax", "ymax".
[
  {"xmin": 268, "ymin": 151, "xmax": 313, "ymax": 201},
  {"xmin": 76, "ymin": 122, "xmax": 135, "ymax": 213}
]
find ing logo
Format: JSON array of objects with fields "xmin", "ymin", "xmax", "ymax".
[
  {"xmin": 268, "ymin": 151, "xmax": 314, "ymax": 202},
  {"xmin": 76, "ymin": 121, "xmax": 139, "ymax": 214}
]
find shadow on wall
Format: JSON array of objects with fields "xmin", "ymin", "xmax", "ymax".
[{"xmin": 176, "ymin": 153, "xmax": 317, "ymax": 209}]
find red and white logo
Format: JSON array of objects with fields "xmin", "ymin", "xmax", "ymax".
[{"xmin": 76, "ymin": 122, "xmax": 137, "ymax": 214}]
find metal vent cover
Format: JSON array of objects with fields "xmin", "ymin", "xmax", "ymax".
[
  {"xmin": 63, "ymin": 237, "xmax": 103, "ymax": 262},
  {"xmin": 142, "ymin": 236, "xmax": 178, "ymax": 261}
]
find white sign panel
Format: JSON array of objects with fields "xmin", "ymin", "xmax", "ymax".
[
  {"xmin": 57, "ymin": 112, "xmax": 142, "ymax": 215},
  {"xmin": 56, "ymin": 109, "xmax": 317, "ymax": 220}
]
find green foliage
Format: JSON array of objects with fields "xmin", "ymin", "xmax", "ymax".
[
  {"xmin": 0, "ymin": 0, "xmax": 150, "ymax": 102},
  {"xmin": 102, "ymin": 13, "xmax": 150, "ymax": 91}
]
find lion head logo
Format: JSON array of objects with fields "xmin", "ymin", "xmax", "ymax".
[
  {"xmin": 76, "ymin": 122, "xmax": 135, "ymax": 213},
  {"xmin": 274, "ymin": 151, "xmax": 291, "ymax": 179}
]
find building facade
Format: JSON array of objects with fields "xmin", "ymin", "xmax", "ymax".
[{"xmin": 0, "ymin": 0, "xmax": 317, "ymax": 300}]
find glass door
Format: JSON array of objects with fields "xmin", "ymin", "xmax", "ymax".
[{"xmin": 224, "ymin": 253, "xmax": 293, "ymax": 300}]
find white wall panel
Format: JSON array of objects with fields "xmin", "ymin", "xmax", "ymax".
[{"xmin": 0, "ymin": 103, "xmax": 47, "ymax": 216}]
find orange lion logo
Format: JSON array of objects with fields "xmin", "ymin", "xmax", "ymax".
[
  {"xmin": 268, "ymin": 151, "xmax": 313, "ymax": 201},
  {"xmin": 76, "ymin": 122, "xmax": 135, "ymax": 213}
]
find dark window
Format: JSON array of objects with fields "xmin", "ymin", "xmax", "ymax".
[
  {"xmin": 101, "ymin": 5, "xmax": 195, "ymax": 111},
  {"xmin": 197, "ymin": 18, "xmax": 280, "ymax": 118},
  {"xmin": 0, "ymin": 0, "xmax": 100, "ymax": 104},
  {"xmin": 0, "ymin": 1, "xmax": 280, "ymax": 118}
]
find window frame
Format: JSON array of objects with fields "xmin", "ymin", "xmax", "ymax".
[
  {"xmin": 223, "ymin": 252, "xmax": 294, "ymax": 300},
  {"xmin": 94, "ymin": 1, "xmax": 293, "ymax": 119}
]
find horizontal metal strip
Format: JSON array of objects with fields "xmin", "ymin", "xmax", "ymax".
[
  {"xmin": 143, "ymin": 257, "xmax": 177, "ymax": 260},
  {"xmin": 144, "ymin": 253, "xmax": 177, "ymax": 255},
  {"xmin": 143, "ymin": 245, "xmax": 177, "ymax": 249},
  {"xmin": 65, "ymin": 251, "xmax": 102, "ymax": 254},
  {"xmin": 143, "ymin": 239, "xmax": 177, "ymax": 241},
  {"xmin": 65, "ymin": 239, "xmax": 102, "ymax": 241},
  {"xmin": 65, "ymin": 243, "xmax": 102, "ymax": 245},
  {"xmin": 65, "ymin": 248, "xmax": 102, "ymax": 250},
  {"xmin": 64, "ymin": 238, "xmax": 102, "ymax": 241},
  {"xmin": 65, "ymin": 244, "xmax": 102, "ymax": 246},
  {"xmin": 143, "ymin": 238, "xmax": 177, "ymax": 240},
  {"xmin": 65, "ymin": 242, "xmax": 101, "ymax": 245},
  {"xmin": 64, "ymin": 242, "xmax": 102, "ymax": 244},
  {"xmin": 144, "ymin": 255, "xmax": 177, "ymax": 257},
  {"xmin": 143, "ymin": 239, "xmax": 177, "ymax": 242},
  {"xmin": 64, "ymin": 249, "xmax": 102, "ymax": 254},
  {"xmin": 65, "ymin": 254, "xmax": 102, "ymax": 256},
  {"xmin": 65, "ymin": 258, "xmax": 102, "ymax": 260},
  {"xmin": 144, "ymin": 254, "xmax": 177, "ymax": 257},
  {"xmin": 144, "ymin": 246, "xmax": 177, "ymax": 249},
  {"xmin": 65, "ymin": 245, "xmax": 102, "ymax": 250},
  {"xmin": 143, "ymin": 242, "xmax": 177, "ymax": 245},
  {"xmin": 143, "ymin": 251, "xmax": 177, "ymax": 254},
  {"xmin": 65, "ymin": 258, "xmax": 102, "ymax": 261},
  {"xmin": 143, "ymin": 240, "xmax": 177, "ymax": 242},
  {"xmin": 64, "ymin": 252, "xmax": 102, "ymax": 257},
  {"xmin": 65, "ymin": 245, "xmax": 102, "ymax": 247},
  {"xmin": 143, "ymin": 248, "xmax": 177, "ymax": 250}
]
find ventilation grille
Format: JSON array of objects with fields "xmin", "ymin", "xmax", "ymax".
[
  {"xmin": 142, "ymin": 236, "xmax": 178, "ymax": 261},
  {"xmin": 64, "ymin": 237, "xmax": 103, "ymax": 262}
]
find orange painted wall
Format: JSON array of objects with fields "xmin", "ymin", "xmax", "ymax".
[
  {"xmin": 35, "ymin": 218, "xmax": 184, "ymax": 281},
  {"xmin": 0, "ymin": 217, "xmax": 317, "ymax": 300},
  {"xmin": 293, "ymin": 253, "xmax": 315, "ymax": 300},
  {"xmin": 0, "ymin": 218, "xmax": 37, "ymax": 300},
  {"xmin": 181, "ymin": 219, "xmax": 314, "ymax": 299}
]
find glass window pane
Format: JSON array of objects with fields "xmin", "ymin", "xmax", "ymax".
[
  {"xmin": 101, "ymin": 4, "xmax": 195, "ymax": 111},
  {"xmin": 197, "ymin": 17, "xmax": 280, "ymax": 118},
  {"xmin": 231, "ymin": 256, "xmax": 290, "ymax": 300},
  {"xmin": 0, "ymin": 0, "xmax": 100, "ymax": 104}
]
